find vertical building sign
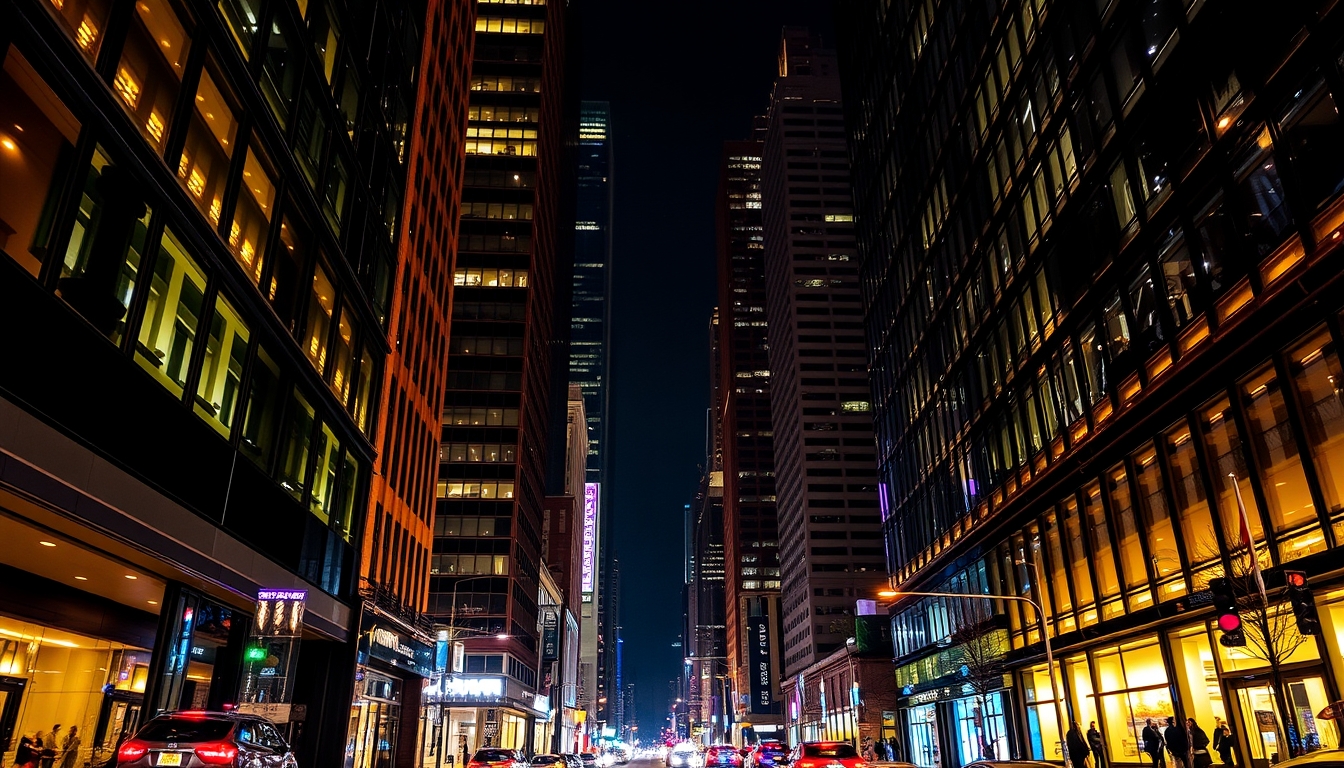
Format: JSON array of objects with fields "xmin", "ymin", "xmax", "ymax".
[
  {"xmin": 582, "ymin": 483, "xmax": 599, "ymax": 593},
  {"xmin": 749, "ymin": 615, "xmax": 774, "ymax": 715}
]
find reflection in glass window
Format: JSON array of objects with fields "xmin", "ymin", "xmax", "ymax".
[
  {"xmin": 1128, "ymin": 265, "xmax": 1161, "ymax": 352},
  {"xmin": 1234, "ymin": 129, "xmax": 1293, "ymax": 257},
  {"xmin": 1157, "ymin": 230, "xmax": 1198, "ymax": 328},
  {"xmin": 1199, "ymin": 397, "xmax": 1267, "ymax": 563},
  {"xmin": 1083, "ymin": 480, "xmax": 1124, "ymax": 619},
  {"xmin": 60, "ymin": 150, "xmax": 152, "ymax": 345},
  {"xmin": 1079, "ymin": 322, "xmax": 1108, "ymax": 404},
  {"xmin": 177, "ymin": 67, "xmax": 237, "ymax": 225},
  {"xmin": 114, "ymin": 0, "xmax": 190, "ymax": 153},
  {"xmin": 42, "ymin": 0, "xmax": 114, "ymax": 61},
  {"xmin": 323, "ymin": 152, "xmax": 349, "ymax": 229},
  {"xmin": 1, "ymin": 48, "xmax": 84, "ymax": 276},
  {"xmin": 240, "ymin": 344, "xmax": 282, "ymax": 468},
  {"xmin": 330, "ymin": 304, "xmax": 355, "ymax": 406},
  {"xmin": 1107, "ymin": 465, "xmax": 1150, "ymax": 608},
  {"xmin": 1109, "ymin": 162, "xmax": 1137, "ymax": 227},
  {"xmin": 1061, "ymin": 497, "xmax": 1096, "ymax": 625},
  {"xmin": 309, "ymin": 422, "xmax": 340, "ymax": 522},
  {"xmin": 352, "ymin": 343, "xmax": 375, "ymax": 434},
  {"xmin": 270, "ymin": 217, "xmax": 307, "ymax": 327},
  {"xmin": 217, "ymin": 0, "xmax": 262, "ymax": 56},
  {"xmin": 1133, "ymin": 445, "xmax": 1183, "ymax": 598},
  {"xmin": 261, "ymin": 16, "xmax": 300, "ymax": 126},
  {"xmin": 135, "ymin": 229, "xmax": 207, "ymax": 396},
  {"xmin": 1164, "ymin": 421, "xmax": 1219, "ymax": 585},
  {"xmin": 1103, "ymin": 293, "xmax": 1131, "ymax": 360},
  {"xmin": 278, "ymin": 389, "xmax": 315, "ymax": 499},
  {"xmin": 230, "ymin": 148, "xmax": 274, "ymax": 286},
  {"xmin": 1240, "ymin": 365, "xmax": 1323, "ymax": 559},
  {"xmin": 1288, "ymin": 330, "xmax": 1344, "ymax": 537},
  {"xmin": 294, "ymin": 88, "xmax": 327, "ymax": 188},
  {"xmin": 1194, "ymin": 194, "xmax": 1241, "ymax": 299},
  {"xmin": 1278, "ymin": 79, "xmax": 1344, "ymax": 212},
  {"xmin": 309, "ymin": 1, "xmax": 341, "ymax": 83},
  {"xmin": 304, "ymin": 264, "xmax": 335, "ymax": 372},
  {"xmin": 194, "ymin": 294, "xmax": 249, "ymax": 437},
  {"xmin": 335, "ymin": 452, "xmax": 358, "ymax": 541}
]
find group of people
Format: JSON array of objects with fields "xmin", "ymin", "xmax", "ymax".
[
  {"xmin": 11, "ymin": 725, "xmax": 81, "ymax": 768},
  {"xmin": 1140, "ymin": 717, "xmax": 1237, "ymax": 768},
  {"xmin": 859, "ymin": 736, "xmax": 903, "ymax": 763}
]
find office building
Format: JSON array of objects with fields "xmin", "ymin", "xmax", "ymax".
[
  {"xmin": 759, "ymin": 28, "xmax": 887, "ymax": 681},
  {"xmin": 428, "ymin": 0, "xmax": 573, "ymax": 756},
  {"xmin": 716, "ymin": 129, "xmax": 785, "ymax": 742},
  {"xmin": 837, "ymin": 0, "xmax": 1344, "ymax": 766},
  {"xmin": 0, "ymin": 0, "xmax": 426, "ymax": 759}
]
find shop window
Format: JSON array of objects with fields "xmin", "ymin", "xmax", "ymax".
[
  {"xmin": 309, "ymin": 422, "xmax": 339, "ymax": 522},
  {"xmin": 1167, "ymin": 626, "xmax": 1227, "ymax": 738},
  {"xmin": 1066, "ymin": 655, "xmax": 1099, "ymax": 747},
  {"xmin": 303, "ymin": 263, "xmax": 335, "ymax": 373},
  {"xmin": 1022, "ymin": 663, "xmax": 1062, "ymax": 761},
  {"xmin": 1199, "ymin": 396, "xmax": 1268, "ymax": 565},
  {"xmin": 177, "ymin": 66, "xmax": 237, "ymax": 225},
  {"xmin": 1091, "ymin": 638, "xmax": 1174, "ymax": 764},
  {"xmin": 58, "ymin": 148, "xmax": 152, "ymax": 345},
  {"xmin": 217, "ymin": 0, "xmax": 262, "ymax": 56},
  {"xmin": 1133, "ymin": 444, "xmax": 1184, "ymax": 598},
  {"xmin": 277, "ymin": 389, "xmax": 315, "ymax": 500},
  {"xmin": 269, "ymin": 216, "xmax": 308, "ymax": 329},
  {"xmin": 352, "ymin": 342, "xmax": 375, "ymax": 434},
  {"xmin": 1234, "ymin": 129, "xmax": 1294, "ymax": 258},
  {"xmin": 1107, "ymin": 464, "xmax": 1151, "ymax": 609},
  {"xmin": 230, "ymin": 147, "xmax": 274, "ymax": 286},
  {"xmin": 330, "ymin": 303, "xmax": 355, "ymax": 406},
  {"xmin": 1287, "ymin": 329, "xmax": 1344, "ymax": 538},
  {"xmin": 40, "ymin": 0, "xmax": 113, "ymax": 62},
  {"xmin": 1217, "ymin": 603, "xmax": 1319, "ymax": 673},
  {"xmin": 114, "ymin": 0, "xmax": 190, "ymax": 154},
  {"xmin": 1156, "ymin": 230, "xmax": 1199, "ymax": 329},
  {"xmin": 239, "ymin": 344, "xmax": 282, "ymax": 469},
  {"xmin": 193, "ymin": 293, "xmax": 249, "ymax": 437},
  {"xmin": 1240, "ymin": 364, "xmax": 1323, "ymax": 559},
  {"xmin": 1164, "ymin": 421, "xmax": 1219, "ymax": 586},
  {"xmin": 309, "ymin": 0, "xmax": 341, "ymax": 83},
  {"xmin": 261, "ymin": 15, "xmax": 300, "ymax": 126},
  {"xmin": 135, "ymin": 228, "xmax": 207, "ymax": 397},
  {"xmin": 1061, "ymin": 497, "xmax": 1097, "ymax": 625},
  {"xmin": 1278, "ymin": 78, "xmax": 1344, "ymax": 213},
  {"xmin": 0, "ymin": 48, "xmax": 83, "ymax": 276}
]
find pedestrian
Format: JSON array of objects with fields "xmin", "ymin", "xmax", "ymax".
[
  {"xmin": 37, "ymin": 725, "xmax": 60, "ymax": 768},
  {"xmin": 1066, "ymin": 723, "xmax": 1091, "ymax": 768},
  {"xmin": 14, "ymin": 735, "xmax": 38, "ymax": 768},
  {"xmin": 888, "ymin": 738, "xmax": 902, "ymax": 763},
  {"xmin": 1088, "ymin": 722, "xmax": 1105, "ymax": 768},
  {"xmin": 1188, "ymin": 719, "xmax": 1212, "ymax": 768},
  {"xmin": 882, "ymin": 740, "xmax": 894, "ymax": 762},
  {"xmin": 1142, "ymin": 719, "xmax": 1166, "ymax": 768},
  {"xmin": 1165, "ymin": 717, "xmax": 1190, "ymax": 768},
  {"xmin": 57, "ymin": 727, "xmax": 79, "ymax": 768},
  {"xmin": 1212, "ymin": 720, "xmax": 1235, "ymax": 767},
  {"xmin": 863, "ymin": 738, "xmax": 876, "ymax": 762}
]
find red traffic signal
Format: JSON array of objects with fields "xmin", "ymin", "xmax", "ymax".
[
  {"xmin": 1287, "ymin": 571, "xmax": 1308, "ymax": 588},
  {"xmin": 1217, "ymin": 613, "xmax": 1242, "ymax": 633}
]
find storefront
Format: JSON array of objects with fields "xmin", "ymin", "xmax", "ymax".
[
  {"xmin": 421, "ymin": 674, "xmax": 545, "ymax": 765},
  {"xmin": 349, "ymin": 612, "xmax": 435, "ymax": 768}
]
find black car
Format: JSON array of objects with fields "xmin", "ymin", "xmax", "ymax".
[{"xmin": 116, "ymin": 711, "xmax": 295, "ymax": 768}]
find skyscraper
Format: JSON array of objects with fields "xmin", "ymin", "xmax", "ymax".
[
  {"xmin": 0, "ymin": 0, "xmax": 428, "ymax": 759},
  {"xmin": 838, "ymin": 0, "xmax": 1344, "ymax": 764},
  {"xmin": 430, "ymin": 0, "xmax": 573, "ymax": 753},
  {"xmin": 717, "ymin": 128, "xmax": 784, "ymax": 742},
  {"xmin": 759, "ymin": 28, "xmax": 886, "ymax": 680}
]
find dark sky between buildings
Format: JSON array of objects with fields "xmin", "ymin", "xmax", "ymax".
[{"xmin": 575, "ymin": 0, "xmax": 836, "ymax": 735}]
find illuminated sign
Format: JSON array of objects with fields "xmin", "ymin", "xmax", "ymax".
[
  {"xmin": 244, "ymin": 647, "xmax": 268, "ymax": 662},
  {"xmin": 257, "ymin": 589, "xmax": 307, "ymax": 601},
  {"xmin": 441, "ymin": 676, "xmax": 505, "ymax": 699},
  {"xmin": 582, "ymin": 483, "xmax": 599, "ymax": 593},
  {"xmin": 749, "ymin": 615, "xmax": 774, "ymax": 715},
  {"xmin": 255, "ymin": 589, "xmax": 306, "ymax": 637}
]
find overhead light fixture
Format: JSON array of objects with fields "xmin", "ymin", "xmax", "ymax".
[
  {"xmin": 39, "ymin": 541, "xmax": 56, "ymax": 547},
  {"xmin": 125, "ymin": 574, "xmax": 138, "ymax": 580},
  {"xmin": 74, "ymin": 576, "xmax": 88, "ymax": 581}
]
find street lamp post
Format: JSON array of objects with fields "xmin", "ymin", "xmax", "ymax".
[{"xmin": 881, "ymin": 557, "xmax": 1068, "ymax": 766}]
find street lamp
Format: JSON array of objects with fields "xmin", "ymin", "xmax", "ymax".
[{"xmin": 879, "ymin": 556, "xmax": 1068, "ymax": 765}]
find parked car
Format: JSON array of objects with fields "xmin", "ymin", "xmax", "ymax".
[
  {"xmin": 705, "ymin": 746, "xmax": 743, "ymax": 768},
  {"xmin": 115, "ymin": 711, "xmax": 295, "ymax": 768},
  {"xmin": 533, "ymin": 755, "xmax": 570, "ymax": 768},
  {"xmin": 469, "ymin": 749, "xmax": 528, "ymax": 768},
  {"xmin": 668, "ymin": 743, "xmax": 704, "ymax": 768},
  {"xmin": 788, "ymin": 742, "xmax": 865, "ymax": 768}
]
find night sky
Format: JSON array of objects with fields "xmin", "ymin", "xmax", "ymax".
[{"xmin": 576, "ymin": 0, "xmax": 836, "ymax": 736}]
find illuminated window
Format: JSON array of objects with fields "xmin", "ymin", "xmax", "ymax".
[
  {"xmin": 115, "ymin": 0, "xmax": 190, "ymax": 151},
  {"xmin": 453, "ymin": 268, "xmax": 529, "ymax": 287},
  {"xmin": 229, "ymin": 148, "xmax": 275, "ymax": 286},
  {"xmin": 329, "ymin": 304, "xmax": 356, "ymax": 406},
  {"xmin": 135, "ymin": 228, "xmax": 208, "ymax": 396},
  {"xmin": 194, "ymin": 293, "xmax": 250, "ymax": 437},
  {"xmin": 277, "ymin": 389, "xmax": 315, "ymax": 500},
  {"xmin": 309, "ymin": 422, "xmax": 340, "ymax": 522},
  {"xmin": 304, "ymin": 264, "xmax": 336, "ymax": 373},
  {"xmin": 43, "ymin": 0, "xmax": 112, "ymax": 62},
  {"xmin": 475, "ymin": 16, "xmax": 544, "ymax": 33},
  {"xmin": 176, "ymin": 66, "xmax": 236, "ymax": 221},
  {"xmin": 840, "ymin": 400, "xmax": 871, "ymax": 412}
]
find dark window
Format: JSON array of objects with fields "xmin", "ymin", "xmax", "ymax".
[
  {"xmin": 1278, "ymin": 78, "xmax": 1344, "ymax": 212},
  {"xmin": 1233, "ymin": 128, "xmax": 1294, "ymax": 257}
]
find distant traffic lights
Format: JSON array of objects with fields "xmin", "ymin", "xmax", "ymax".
[
  {"xmin": 1284, "ymin": 570, "xmax": 1321, "ymax": 636},
  {"xmin": 1210, "ymin": 577, "xmax": 1246, "ymax": 647}
]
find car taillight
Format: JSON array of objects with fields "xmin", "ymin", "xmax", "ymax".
[
  {"xmin": 194, "ymin": 742, "xmax": 239, "ymax": 765},
  {"xmin": 117, "ymin": 740, "xmax": 149, "ymax": 763}
]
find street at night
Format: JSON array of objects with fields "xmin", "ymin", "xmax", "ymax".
[{"xmin": 6, "ymin": 0, "xmax": 1344, "ymax": 767}]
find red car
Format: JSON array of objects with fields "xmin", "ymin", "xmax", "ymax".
[
  {"xmin": 468, "ymin": 749, "xmax": 527, "ymax": 768},
  {"xmin": 705, "ymin": 746, "xmax": 744, "ymax": 768},
  {"xmin": 789, "ymin": 742, "xmax": 868, "ymax": 768}
]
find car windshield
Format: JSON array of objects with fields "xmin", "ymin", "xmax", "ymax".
[
  {"xmin": 534, "ymin": 757, "xmax": 564, "ymax": 764},
  {"xmin": 475, "ymin": 750, "xmax": 516, "ymax": 762},
  {"xmin": 803, "ymin": 745, "xmax": 858, "ymax": 759},
  {"xmin": 137, "ymin": 717, "xmax": 234, "ymax": 742}
]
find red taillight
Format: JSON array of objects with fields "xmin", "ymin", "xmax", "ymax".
[
  {"xmin": 194, "ymin": 742, "xmax": 239, "ymax": 765},
  {"xmin": 117, "ymin": 740, "xmax": 149, "ymax": 763}
]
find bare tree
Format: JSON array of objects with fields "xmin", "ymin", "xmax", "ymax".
[{"xmin": 949, "ymin": 619, "xmax": 1009, "ymax": 761}]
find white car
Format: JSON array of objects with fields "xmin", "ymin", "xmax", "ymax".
[{"xmin": 668, "ymin": 744, "xmax": 703, "ymax": 768}]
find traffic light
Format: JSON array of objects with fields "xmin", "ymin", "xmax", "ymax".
[
  {"xmin": 1284, "ymin": 570, "xmax": 1321, "ymax": 636},
  {"xmin": 1210, "ymin": 577, "xmax": 1245, "ymax": 647}
]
